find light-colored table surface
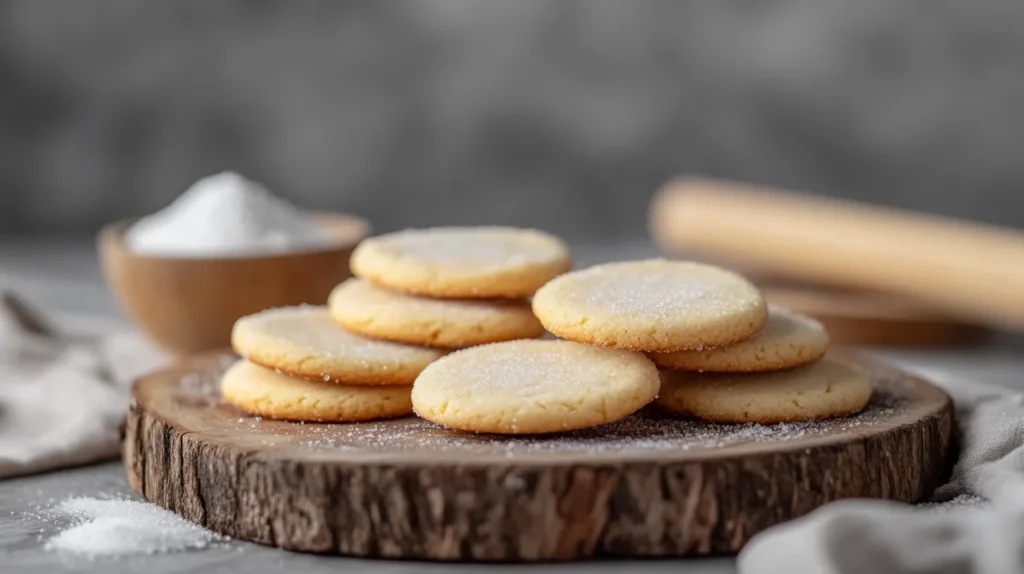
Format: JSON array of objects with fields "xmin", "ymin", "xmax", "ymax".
[{"xmin": 2, "ymin": 238, "xmax": 1023, "ymax": 574}]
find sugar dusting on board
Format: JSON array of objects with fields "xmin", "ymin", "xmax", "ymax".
[
  {"xmin": 125, "ymin": 171, "xmax": 334, "ymax": 257},
  {"xmin": 173, "ymin": 354, "xmax": 235, "ymax": 409},
  {"xmin": 224, "ymin": 391, "xmax": 904, "ymax": 456},
  {"xmin": 41, "ymin": 498, "xmax": 226, "ymax": 557},
  {"xmin": 293, "ymin": 403, "xmax": 898, "ymax": 455}
]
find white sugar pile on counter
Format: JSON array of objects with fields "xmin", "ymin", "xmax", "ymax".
[
  {"xmin": 44, "ymin": 497, "xmax": 225, "ymax": 557},
  {"xmin": 126, "ymin": 171, "xmax": 333, "ymax": 257}
]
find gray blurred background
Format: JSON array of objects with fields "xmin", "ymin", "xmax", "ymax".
[{"xmin": 3, "ymin": 0, "xmax": 1024, "ymax": 243}]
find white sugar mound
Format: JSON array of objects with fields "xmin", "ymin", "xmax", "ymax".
[
  {"xmin": 44, "ymin": 498, "xmax": 225, "ymax": 557},
  {"xmin": 126, "ymin": 171, "xmax": 333, "ymax": 257}
]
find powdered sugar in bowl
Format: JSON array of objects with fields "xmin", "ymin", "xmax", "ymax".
[{"xmin": 99, "ymin": 172, "xmax": 370, "ymax": 355}]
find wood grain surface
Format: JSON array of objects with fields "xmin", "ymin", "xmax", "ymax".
[{"xmin": 124, "ymin": 352, "xmax": 954, "ymax": 562}]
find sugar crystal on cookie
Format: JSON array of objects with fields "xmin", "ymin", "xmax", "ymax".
[
  {"xmin": 411, "ymin": 339, "xmax": 660, "ymax": 434},
  {"xmin": 532, "ymin": 259, "xmax": 768, "ymax": 352}
]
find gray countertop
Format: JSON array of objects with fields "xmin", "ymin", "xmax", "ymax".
[{"xmin": 2, "ymin": 238, "xmax": 1023, "ymax": 574}]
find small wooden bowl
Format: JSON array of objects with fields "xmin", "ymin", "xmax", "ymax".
[{"xmin": 99, "ymin": 214, "xmax": 370, "ymax": 356}]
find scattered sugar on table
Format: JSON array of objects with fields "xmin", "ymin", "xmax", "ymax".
[{"xmin": 43, "ymin": 497, "xmax": 226, "ymax": 557}]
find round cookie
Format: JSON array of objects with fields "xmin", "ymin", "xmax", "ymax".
[
  {"xmin": 648, "ymin": 305, "xmax": 829, "ymax": 372},
  {"xmin": 655, "ymin": 357, "xmax": 872, "ymax": 424},
  {"xmin": 221, "ymin": 360, "xmax": 413, "ymax": 422},
  {"xmin": 231, "ymin": 306, "xmax": 443, "ymax": 385},
  {"xmin": 532, "ymin": 259, "xmax": 768, "ymax": 352},
  {"xmin": 412, "ymin": 339, "xmax": 660, "ymax": 434},
  {"xmin": 350, "ymin": 226, "xmax": 571, "ymax": 298},
  {"xmin": 328, "ymin": 278, "xmax": 544, "ymax": 348}
]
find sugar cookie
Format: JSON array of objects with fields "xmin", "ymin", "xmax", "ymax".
[
  {"xmin": 328, "ymin": 278, "xmax": 544, "ymax": 348},
  {"xmin": 412, "ymin": 339, "xmax": 660, "ymax": 434},
  {"xmin": 231, "ymin": 306, "xmax": 443, "ymax": 385},
  {"xmin": 648, "ymin": 305, "xmax": 828, "ymax": 372},
  {"xmin": 655, "ymin": 357, "xmax": 872, "ymax": 423},
  {"xmin": 532, "ymin": 259, "xmax": 767, "ymax": 352},
  {"xmin": 221, "ymin": 360, "xmax": 413, "ymax": 422},
  {"xmin": 350, "ymin": 226, "xmax": 571, "ymax": 298}
]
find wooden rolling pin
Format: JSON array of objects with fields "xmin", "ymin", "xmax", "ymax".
[{"xmin": 649, "ymin": 177, "xmax": 1024, "ymax": 328}]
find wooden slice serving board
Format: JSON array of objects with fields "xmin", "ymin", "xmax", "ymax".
[{"xmin": 124, "ymin": 352, "xmax": 954, "ymax": 562}]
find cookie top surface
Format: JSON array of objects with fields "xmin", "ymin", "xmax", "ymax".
[
  {"xmin": 231, "ymin": 306, "xmax": 443, "ymax": 385},
  {"xmin": 656, "ymin": 357, "xmax": 872, "ymax": 424},
  {"xmin": 649, "ymin": 305, "xmax": 829, "ymax": 372},
  {"xmin": 350, "ymin": 226, "xmax": 571, "ymax": 298},
  {"xmin": 221, "ymin": 360, "xmax": 413, "ymax": 422},
  {"xmin": 532, "ymin": 259, "xmax": 767, "ymax": 352},
  {"xmin": 328, "ymin": 278, "xmax": 544, "ymax": 348},
  {"xmin": 411, "ymin": 339, "xmax": 660, "ymax": 434}
]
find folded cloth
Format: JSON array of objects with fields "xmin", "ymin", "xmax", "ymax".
[
  {"xmin": 739, "ymin": 364, "xmax": 1024, "ymax": 574},
  {"xmin": 0, "ymin": 292, "xmax": 164, "ymax": 479}
]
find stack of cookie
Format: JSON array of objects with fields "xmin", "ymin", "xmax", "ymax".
[
  {"xmin": 410, "ymin": 258, "xmax": 763, "ymax": 435},
  {"xmin": 648, "ymin": 305, "xmax": 872, "ymax": 424},
  {"xmin": 222, "ymin": 230, "xmax": 870, "ymax": 429},
  {"xmin": 531, "ymin": 259, "xmax": 872, "ymax": 424},
  {"xmin": 328, "ymin": 227, "xmax": 572, "ymax": 350},
  {"xmin": 222, "ymin": 306, "xmax": 444, "ymax": 422},
  {"xmin": 221, "ymin": 226, "xmax": 573, "ymax": 423},
  {"xmin": 412, "ymin": 258, "xmax": 871, "ymax": 435}
]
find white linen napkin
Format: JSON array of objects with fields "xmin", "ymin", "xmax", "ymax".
[
  {"xmin": 0, "ymin": 292, "xmax": 164, "ymax": 479},
  {"xmin": 739, "ymin": 365, "xmax": 1024, "ymax": 574}
]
